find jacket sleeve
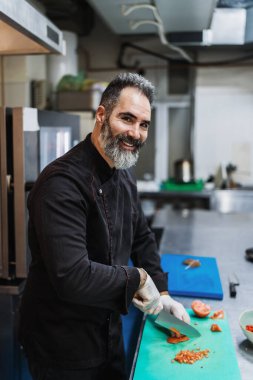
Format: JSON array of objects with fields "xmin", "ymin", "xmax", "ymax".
[
  {"xmin": 130, "ymin": 196, "xmax": 168, "ymax": 293},
  {"xmin": 28, "ymin": 174, "xmax": 140, "ymax": 314}
]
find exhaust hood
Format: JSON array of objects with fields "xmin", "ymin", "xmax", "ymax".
[{"xmin": 0, "ymin": 0, "xmax": 64, "ymax": 55}]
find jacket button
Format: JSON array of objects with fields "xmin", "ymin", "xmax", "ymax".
[{"xmin": 98, "ymin": 188, "xmax": 103, "ymax": 195}]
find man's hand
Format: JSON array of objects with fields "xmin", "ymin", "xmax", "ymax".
[
  {"xmin": 160, "ymin": 294, "xmax": 190, "ymax": 323},
  {"xmin": 132, "ymin": 269, "xmax": 163, "ymax": 315}
]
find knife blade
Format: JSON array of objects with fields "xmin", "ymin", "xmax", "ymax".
[{"xmin": 155, "ymin": 309, "xmax": 201, "ymax": 339}]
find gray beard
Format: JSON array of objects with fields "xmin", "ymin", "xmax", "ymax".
[{"xmin": 100, "ymin": 121, "xmax": 143, "ymax": 169}]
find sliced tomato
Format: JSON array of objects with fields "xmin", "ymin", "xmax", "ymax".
[
  {"xmin": 210, "ymin": 310, "xmax": 224, "ymax": 319},
  {"xmin": 167, "ymin": 335, "xmax": 190, "ymax": 344},
  {"xmin": 169, "ymin": 327, "xmax": 182, "ymax": 338},
  {"xmin": 191, "ymin": 300, "xmax": 211, "ymax": 318},
  {"xmin": 210, "ymin": 323, "xmax": 222, "ymax": 332},
  {"xmin": 167, "ymin": 327, "xmax": 190, "ymax": 344},
  {"xmin": 246, "ymin": 325, "xmax": 253, "ymax": 332}
]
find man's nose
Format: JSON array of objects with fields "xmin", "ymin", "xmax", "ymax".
[{"xmin": 127, "ymin": 124, "xmax": 141, "ymax": 140}]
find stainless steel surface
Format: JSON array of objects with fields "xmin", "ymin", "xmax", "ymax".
[
  {"xmin": 140, "ymin": 188, "xmax": 253, "ymax": 214},
  {"xmin": 0, "ymin": 0, "xmax": 64, "ymax": 55},
  {"xmin": 139, "ymin": 190, "xmax": 212, "ymax": 211},
  {"xmin": 152, "ymin": 206, "xmax": 253, "ymax": 380},
  {"xmin": 211, "ymin": 189, "xmax": 253, "ymax": 213},
  {"xmin": 155, "ymin": 309, "xmax": 201, "ymax": 338}
]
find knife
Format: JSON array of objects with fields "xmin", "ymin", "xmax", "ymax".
[{"xmin": 155, "ymin": 309, "xmax": 201, "ymax": 339}]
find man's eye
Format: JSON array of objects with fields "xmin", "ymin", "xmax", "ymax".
[
  {"xmin": 122, "ymin": 116, "xmax": 132, "ymax": 122},
  {"xmin": 141, "ymin": 123, "xmax": 149, "ymax": 130}
]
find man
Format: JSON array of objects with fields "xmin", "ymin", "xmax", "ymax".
[{"xmin": 19, "ymin": 73, "xmax": 190, "ymax": 380}]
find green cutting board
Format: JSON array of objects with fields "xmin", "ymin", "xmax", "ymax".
[{"xmin": 133, "ymin": 309, "xmax": 241, "ymax": 380}]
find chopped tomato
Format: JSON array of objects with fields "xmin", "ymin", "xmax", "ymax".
[
  {"xmin": 167, "ymin": 335, "xmax": 190, "ymax": 344},
  {"xmin": 246, "ymin": 325, "xmax": 253, "ymax": 332},
  {"xmin": 167, "ymin": 326, "xmax": 190, "ymax": 344},
  {"xmin": 210, "ymin": 310, "xmax": 224, "ymax": 320},
  {"xmin": 169, "ymin": 327, "xmax": 182, "ymax": 338},
  {"xmin": 210, "ymin": 323, "xmax": 222, "ymax": 332},
  {"xmin": 174, "ymin": 348, "xmax": 209, "ymax": 364},
  {"xmin": 191, "ymin": 300, "xmax": 211, "ymax": 318}
]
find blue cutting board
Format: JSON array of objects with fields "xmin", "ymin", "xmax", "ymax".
[{"xmin": 161, "ymin": 253, "xmax": 223, "ymax": 300}]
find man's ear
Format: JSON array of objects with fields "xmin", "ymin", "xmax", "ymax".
[{"xmin": 96, "ymin": 105, "xmax": 106, "ymax": 124}]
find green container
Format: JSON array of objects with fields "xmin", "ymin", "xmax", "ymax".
[{"xmin": 161, "ymin": 179, "xmax": 204, "ymax": 192}]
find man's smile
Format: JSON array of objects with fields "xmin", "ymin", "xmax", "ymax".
[
  {"xmin": 118, "ymin": 135, "xmax": 143, "ymax": 151},
  {"xmin": 120, "ymin": 140, "xmax": 135, "ymax": 151}
]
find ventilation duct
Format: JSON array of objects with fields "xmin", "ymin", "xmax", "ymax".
[{"xmin": 169, "ymin": 8, "xmax": 253, "ymax": 46}]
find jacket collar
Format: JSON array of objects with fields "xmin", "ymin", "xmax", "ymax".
[{"xmin": 84, "ymin": 133, "xmax": 116, "ymax": 184}]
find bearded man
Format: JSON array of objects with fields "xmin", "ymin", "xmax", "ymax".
[{"xmin": 19, "ymin": 73, "xmax": 189, "ymax": 380}]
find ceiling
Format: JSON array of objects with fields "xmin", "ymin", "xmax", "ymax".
[
  {"xmin": 86, "ymin": 0, "xmax": 253, "ymax": 47},
  {"xmin": 36, "ymin": 0, "xmax": 253, "ymax": 63},
  {"xmin": 37, "ymin": 0, "xmax": 253, "ymax": 36},
  {"xmin": 87, "ymin": 0, "xmax": 217, "ymax": 35}
]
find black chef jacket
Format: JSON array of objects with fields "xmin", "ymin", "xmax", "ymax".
[{"xmin": 19, "ymin": 133, "xmax": 168, "ymax": 369}]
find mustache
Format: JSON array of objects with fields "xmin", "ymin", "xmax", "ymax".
[{"xmin": 117, "ymin": 134, "xmax": 145, "ymax": 149}]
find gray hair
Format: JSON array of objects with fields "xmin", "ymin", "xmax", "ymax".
[{"xmin": 99, "ymin": 72, "xmax": 155, "ymax": 116}]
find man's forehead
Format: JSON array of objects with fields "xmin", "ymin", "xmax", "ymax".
[
  {"xmin": 119, "ymin": 86, "xmax": 145, "ymax": 98},
  {"xmin": 117, "ymin": 87, "xmax": 151, "ymax": 112}
]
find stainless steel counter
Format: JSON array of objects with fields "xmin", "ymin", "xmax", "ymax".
[
  {"xmin": 151, "ymin": 206, "xmax": 253, "ymax": 380},
  {"xmin": 139, "ymin": 190, "xmax": 212, "ymax": 210},
  {"xmin": 139, "ymin": 189, "xmax": 253, "ymax": 214},
  {"xmin": 211, "ymin": 189, "xmax": 253, "ymax": 213}
]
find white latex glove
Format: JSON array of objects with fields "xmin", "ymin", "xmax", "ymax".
[
  {"xmin": 160, "ymin": 294, "xmax": 190, "ymax": 323},
  {"xmin": 133, "ymin": 273, "xmax": 163, "ymax": 315}
]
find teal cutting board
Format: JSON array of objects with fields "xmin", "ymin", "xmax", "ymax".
[{"xmin": 133, "ymin": 310, "xmax": 241, "ymax": 380}]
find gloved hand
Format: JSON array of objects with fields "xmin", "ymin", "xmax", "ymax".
[
  {"xmin": 160, "ymin": 294, "xmax": 190, "ymax": 323},
  {"xmin": 133, "ymin": 270, "xmax": 163, "ymax": 315}
]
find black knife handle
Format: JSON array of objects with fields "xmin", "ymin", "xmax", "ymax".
[{"xmin": 229, "ymin": 282, "xmax": 237, "ymax": 298}]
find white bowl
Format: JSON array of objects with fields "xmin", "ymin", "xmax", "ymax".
[{"xmin": 239, "ymin": 310, "xmax": 253, "ymax": 344}]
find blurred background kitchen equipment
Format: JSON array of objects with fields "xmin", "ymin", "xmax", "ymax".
[
  {"xmin": 226, "ymin": 163, "xmax": 238, "ymax": 188},
  {"xmin": 214, "ymin": 162, "xmax": 240, "ymax": 189},
  {"xmin": 174, "ymin": 158, "xmax": 194, "ymax": 184},
  {"xmin": 245, "ymin": 247, "xmax": 253, "ymax": 262}
]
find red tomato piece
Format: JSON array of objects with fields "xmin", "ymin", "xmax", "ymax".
[
  {"xmin": 191, "ymin": 300, "xmax": 211, "ymax": 318},
  {"xmin": 246, "ymin": 325, "xmax": 253, "ymax": 332},
  {"xmin": 167, "ymin": 335, "xmax": 190, "ymax": 344},
  {"xmin": 211, "ymin": 323, "xmax": 222, "ymax": 332},
  {"xmin": 167, "ymin": 327, "xmax": 190, "ymax": 344},
  {"xmin": 210, "ymin": 310, "xmax": 224, "ymax": 319}
]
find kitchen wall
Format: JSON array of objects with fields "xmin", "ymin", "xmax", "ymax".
[
  {"xmin": 194, "ymin": 65, "xmax": 253, "ymax": 185},
  {"xmin": 0, "ymin": 55, "xmax": 46, "ymax": 107}
]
